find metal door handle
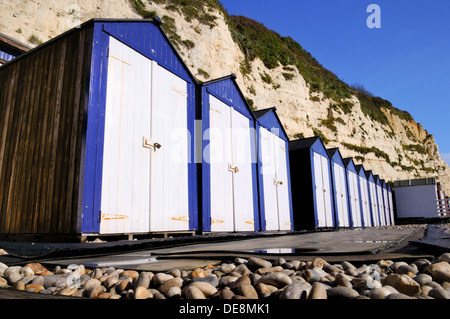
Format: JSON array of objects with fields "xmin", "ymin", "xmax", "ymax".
[
  {"xmin": 228, "ymin": 164, "xmax": 239, "ymax": 173},
  {"xmin": 143, "ymin": 137, "xmax": 162, "ymax": 149},
  {"xmin": 274, "ymin": 179, "xmax": 283, "ymax": 185}
]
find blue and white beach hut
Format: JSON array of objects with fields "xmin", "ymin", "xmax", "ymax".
[
  {"xmin": 288, "ymin": 137, "xmax": 335, "ymax": 230},
  {"xmin": 327, "ymin": 148, "xmax": 350, "ymax": 228},
  {"xmin": 356, "ymin": 165, "xmax": 372, "ymax": 227},
  {"xmin": 0, "ymin": 19, "xmax": 200, "ymax": 241},
  {"xmin": 343, "ymin": 158, "xmax": 363, "ymax": 228},
  {"xmin": 366, "ymin": 170, "xmax": 380, "ymax": 226},
  {"xmin": 199, "ymin": 74, "xmax": 259, "ymax": 232},
  {"xmin": 254, "ymin": 107, "xmax": 293, "ymax": 231}
]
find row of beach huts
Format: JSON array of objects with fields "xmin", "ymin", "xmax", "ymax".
[{"xmin": 0, "ymin": 18, "xmax": 446, "ymax": 242}]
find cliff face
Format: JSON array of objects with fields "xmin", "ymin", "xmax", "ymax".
[{"xmin": 1, "ymin": 0, "xmax": 449, "ymax": 193}]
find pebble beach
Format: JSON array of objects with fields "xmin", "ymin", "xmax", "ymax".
[{"xmin": 0, "ymin": 225, "xmax": 449, "ymax": 300}]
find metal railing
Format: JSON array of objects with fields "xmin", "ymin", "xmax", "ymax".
[{"xmin": 437, "ymin": 198, "xmax": 450, "ymax": 216}]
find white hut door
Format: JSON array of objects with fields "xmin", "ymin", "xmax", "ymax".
[
  {"xmin": 359, "ymin": 178, "xmax": 371, "ymax": 227},
  {"xmin": 231, "ymin": 109, "xmax": 255, "ymax": 231},
  {"xmin": 388, "ymin": 191, "xmax": 395, "ymax": 225},
  {"xmin": 149, "ymin": 62, "xmax": 189, "ymax": 232},
  {"xmin": 273, "ymin": 135, "xmax": 291, "ymax": 230},
  {"xmin": 370, "ymin": 183, "xmax": 380, "ymax": 226},
  {"xmin": 100, "ymin": 37, "xmax": 151, "ymax": 234},
  {"xmin": 377, "ymin": 186, "xmax": 386, "ymax": 226},
  {"xmin": 334, "ymin": 164, "xmax": 349, "ymax": 227},
  {"xmin": 209, "ymin": 96, "xmax": 234, "ymax": 232},
  {"xmin": 348, "ymin": 172, "xmax": 361, "ymax": 227},
  {"xmin": 321, "ymin": 155, "xmax": 334, "ymax": 227},
  {"xmin": 260, "ymin": 127, "xmax": 278, "ymax": 231},
  {"xmin": 313, "ymin": 153, "xmax": 333, "ymax": 227},
  {"xmin": 383, "ymin": 189, "xmax": 390, "ymax": 225}
]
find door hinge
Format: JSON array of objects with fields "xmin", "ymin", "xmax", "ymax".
[{"xmin": 98, "ymin": 210, "xmax": 102, "ymax": 223}]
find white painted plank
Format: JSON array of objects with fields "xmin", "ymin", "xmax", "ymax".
[
  {"xmin": 100, "ymin": 37, "xmax": 151, "ymax": 234},
  {"xmin": 313, "ymin": 152, "xmax": 326, "ymax": 227},
  {"xmin": 150, "ymin": 62, "xmax": 189, "ymax": 231},
  {"xmin": 274, "ymin": 135, "xmax": 292, "ymax": 230},
  {"xmin": 208, "ymin": 95, "xmax": 234, "ymax": 232},
  {"xmin": 231, "ymin": 108, "xmax": 255, "ymax": 231},
  {"xmin": 321, "ymin": 155, "xmax": 334, "ymax": 227},
  {"xmin": 259, "ymin": 127, "xmax": 278, "ymax": 230}
]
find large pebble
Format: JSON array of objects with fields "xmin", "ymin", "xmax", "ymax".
[
  {"xmin": 152, "ymin": 273, "xmax": 174, "ymax": 286},
  {"xmin": 120, "ymin": 270, "xmax": 139, "ymax": 280},
  {"xmin": 414, "ymin": 273, "xmax": 432, "ymax": 286},
  {"xmin": 190, "ymin": 268, "xmax": 208, "ymax": 278},
  {"xmin": 233, "ymin": 264, "xmax": 252, "ymax": 276},
  {"xmin": 424, "ymin": 262, "xmax": 450, "ymax": 283},
  {"xmin": 248, "ymin": 257, "xmax": 272, "ymax": 269},
  {"xmin": 238, "ymin": 283, "xmax": 258, "ymax": 299},
  {"xmin": 309, "ymin": 282, "xmax": 328, "ymax": 299},
  {"xmin": 189, "ymin": 275, "xmax": 219, "ymax": 288},
  {"xmin": 183, "ymin": 285, "xmax": 206, "ymax": 299},
  {"xmin": 158, "ymin": 277, "xmax": 183, "ymax": 296},
  {"xmin": 189, "ymin": 281, "xmax": 217, "ymax": 297},
  {"xmin": 218, "ymin": 287, "xmax": 235, "ymax": 299},
  {"xmin": 369, "ymin": 287, "xmax": 393, "ymax": 299},
  {"xmin": 6, "ymin": 272, "xmax": 23, "ymax": 285},
  {"xmin": 166, "ymin": 286, "xmax": 182, "ymax": 298},
  {"xmin": 25, "ymin": 284, "xmax": 45, "ymax": 292},
  {"xmin": 4, "ymin": 266, "xmax": 22, "ymax": 278},
  {"xmin": 220, "ymin": 263, "xmax": 236, "ymax": 274},
  {"xmin": 12, "ymin": 281, "xmax": 25, "ymax": 290},
  {"xmin": 327, "ymin": 287, "xmax": 359, "ymax": 299},
  {"xmin": 134, "ymin": 286, "xmax": 153, "ymax": 299},
  {"xmin": 0, "ymin": 277, "xmax": 8, "ymax": 288},
  {"xmin": 255, "ymin": 266, "xmax": 283, "ymax": 276},
  {"xmin": 255, "ymin": 283, "xmax": 278, "ymax": 297},
  {"xmin": 428, "ymin": 287, "xmax": 449, "ymax": 299},
  {"xmin": 385, "ymin": 293, "xmax": 413, "ymax": 299},
  {"xmin": 134, "ymin": 272, "xmax": 152, "ymax": 289},
  {"xmin": 280, "ymin": 282, "xmax": 311, "ymax": 299},
  {"xmin": 25, "ymin": 263, "xmax": 52, "ymax": 276},
  {"xmin": 228, "ymin": 275, "xmax": 251, "ymax": 290},
  {"xmin": 397, "ymin": 264, "xmax": 418, "ymax": 275},
  {"xmin": 341, "ymin": 261, "xmax": 356, "ymax": 271},
  {"xmin": 255, "ymin": 272, "xmax": 292, "ymax": 288},
  {"xmin": 439, "ymin": 253, "xmax": 450, "ymax": 263},
  {"xmin": 382, "ymin": 274, "xmax": 421, "ymax": 296}
]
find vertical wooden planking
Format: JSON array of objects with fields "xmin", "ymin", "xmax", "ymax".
[
  {"xmin": 8, "ymin": 51, "xmax": 35, "ymax": 233},
  {"xmin": 0, "ymin": 65, "xmax": 18, "ymax": 233},
  {"xmin": 32, "ymin": 42, "xmax": 56, "ymax": 234},
  {"xmin": 23, "ymin": 46, "xmax": 47, "ymax": 233},
  {"xmin": 44, "ymin": 39, "xmax": 67, "ymax": 233}
]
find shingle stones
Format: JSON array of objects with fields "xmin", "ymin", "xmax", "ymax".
[{"xmin": 0, "ymin": 253, "xmax": 449, "ymax": 299}]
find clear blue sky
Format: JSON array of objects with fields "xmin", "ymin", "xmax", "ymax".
[{"xmin": 220, "ymin": 0, "xmax": 450, "ymax": 166}]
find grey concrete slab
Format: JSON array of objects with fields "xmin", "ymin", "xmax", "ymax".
[
  {"xmin": 411, "ymin": 225, "xmax": 449, "ymax": 251},
  {"xmin": 32, "ymin": 228, "xmax": 420, "ymax": 272},
  {"xmin": 149, "ymin": 228, "xmax": 419, "ymax": 255},
  {"xmin": 40, "ymin": 250, "xmax": 222, "ymax": 272}
]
